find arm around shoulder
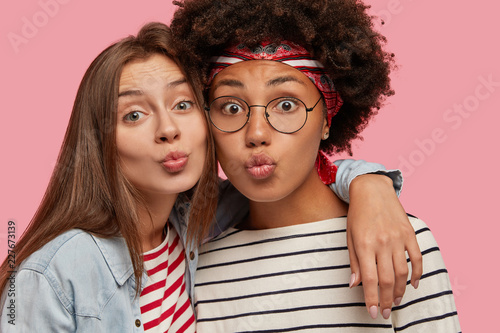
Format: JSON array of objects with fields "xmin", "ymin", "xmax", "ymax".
[
  {"xmin": 330, "ymin": 159, "xmax": 421, "ymax": 318},
  {"xmin": 331, "ymin": 159, "xmax": 402, "ymax": 203}
]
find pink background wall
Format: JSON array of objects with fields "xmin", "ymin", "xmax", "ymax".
[{"xmin": 1, "ymin": 0, "xmax": 498, "ymax": 330}]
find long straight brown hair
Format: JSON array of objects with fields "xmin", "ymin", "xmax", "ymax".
[{"xmin": 0, "ymin": 22, "xmax": 218, "ymax": 294}]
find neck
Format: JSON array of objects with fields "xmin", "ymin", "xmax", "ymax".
[
  {"xmin": 245, "ymin": 170, "xmax": 348, "ymax": 230},
  {"xmin": 137, "ymin": 192, "xmax": 178, "ymax": 252}
]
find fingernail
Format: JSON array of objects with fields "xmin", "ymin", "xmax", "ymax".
[
  {"xmin": 382, "ymin": 308, "xmax": 391, "ymax": 319},
  {"xmin": 394, "ymin": 297, "xmax": 402, "ymax": 306},
  {"xmin": 413, "ymin": 279, "xmax": 419, "ymax": 289},
  {"xmin": 349, "ymin": 273, "xmax": 356, "ymax": 288},
  {"xmin": 369, "ymin": 305, "xmax": 378, "ymax": 319}
]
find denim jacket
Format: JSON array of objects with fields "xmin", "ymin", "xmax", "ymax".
[{"xmin": 0, "ymin": 159, "xmax": 401, "ymax": 332}]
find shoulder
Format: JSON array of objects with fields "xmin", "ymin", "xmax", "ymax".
[
  {"xmin": 407, "ymin": 215, "xmax": 440, "ymax": 249},
  {"xmin": 406, "ymin": 216, "xmax": 451, "ymax": 280},
  {"xmin": 16, "ymin": 230, "xmax": 135, "ymax": 316},
  {"xmin": 18, "ymin": 229, "xmax": 133, "ymax": 285},
  {"xmin": 392, "ymin": 216, "xmax": 460, "ymax": 330},
  {"xmin": 407, "ymin": 215, "xmax": 430, "ymax": 233},
  {"xmin": 20, "ymin": 229, "xmax": 133, "ymax": 284},
  {"xmin": 19, "ymin": 229, "xmax": 99, "ymax": 273},
  {"xmin": 18, "ymin": 229, "xmax": 131, "ymax": 283}
]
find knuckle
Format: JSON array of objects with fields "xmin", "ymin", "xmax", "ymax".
[
  {"xmin": 393, "ymin": 286, "xmax": 406, "ymax": 295},
  {"xmin": 395, "ymin": 266, "xmax": 409, "ymax": 279},
  {"xmin": 380, "ymin": 296, "xmax": 393, "ymax": 305},
  {"xmin": 412, "ymin": 253, "xmax": 423, "ymax": 266},
  {"xmin": 375, "ymin": 234, "xmax": 391, "ymax": 247},
  {"xmin": 378, "ymin": 277, "xmax": 395, "ymax": 289},
  {"xmin": 377, "ymin": 229, "xmax": 407, "ymax": 246},
  {"xmin": 380, "ymin": 302, "xmax": 393, "ymax": 310},
  {"xmin": 364, "ymin": 295, "xmax": 379, "ymax": 306},
  {"xmin": 395, "ymin": 271, "xmax": 408, "ymax": 281},
  {"xmin": 362, "ymin": 275, "xmax": 378, "ymax": 286},
  {"xmin": 354, "ymin": 237, "xmax": 374, "ymax": 250},
  {"xmin": 402, "ymin": 223, "xmax": 414, "ymax": 234},
  {"xmin": 379, "ymin": 291, "xmax": 393, "ymax": 303}
]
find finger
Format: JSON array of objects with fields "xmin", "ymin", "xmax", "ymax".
[
  {"xmin": 406, "ymin": 234, "xmax": 423, "ymax": 288},
  {"xmin": 392, "ymin": 247, "xmax": 409, "ymax": 306},
  {"xmin": 358, "ymin": 252, "xmax": 380, "ymax": 319},
  {"xmin": 346, "ymin": 229, "xmax": 361, "ymax": 288},
  {"xmin": 377, "ymin": 252, "xmax": 395, "ymax": 319}
]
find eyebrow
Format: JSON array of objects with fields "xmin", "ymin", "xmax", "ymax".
[
  {"xmin": 212, "ymin": 79, "xmax": 244, "ymax": 92},
  {"xmin": 266, "ymin": 75, "xmax": 306, "ymax": 87},
  {"xmin": 212, "ymin": 75, "xmax": 305, "ymax": 94},
  {"xmin": 118, "ymin": 78, "xmax": 188, "ymax": 98},
  {"xmin": 167, "ymin": 78, "xmax": 188, "ymax": 88},
  {"xmin": 118, "ymin": 89, "xmax": 143, "ymax": 98}
]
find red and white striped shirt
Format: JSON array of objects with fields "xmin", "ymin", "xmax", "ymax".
[{"xmin": 140, "ymin": 223, "xmax": 195, "ymax": 333}]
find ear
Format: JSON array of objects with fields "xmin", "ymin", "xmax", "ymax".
[{"xmin": 321, "ymin": 117, "xmax": 330, "ymax": 140}]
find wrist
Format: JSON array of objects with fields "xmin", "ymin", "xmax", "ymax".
[{"xmin": 349, "ymin": 173, "xmax": 394, "ymax": 196}]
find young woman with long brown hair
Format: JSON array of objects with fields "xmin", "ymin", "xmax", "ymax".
[
  {"xmin": 1, "ymin": 21, "xmax": 421, "ymax": 332},
  {"xmin": 0, "ymin": 22, "xmax": 214, "ymax": 332}
]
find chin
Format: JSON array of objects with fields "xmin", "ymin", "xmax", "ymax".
[
  {"xmin": 237, "ymin": 182, "xmax": 289, "ymax": 203},
  {"xmin": 139, "ymin": 176, "xmax": 200, "ymax": 197},
  {"xmin": 166, "ymin": 178, "xmax": 200, "ymax": 194}
]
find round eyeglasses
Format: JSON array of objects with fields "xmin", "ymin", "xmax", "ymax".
[{"xmin": 205, "ymin": 96, "xmax": 323, "ymax": 134}]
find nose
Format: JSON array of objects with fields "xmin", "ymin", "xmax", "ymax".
[
  {"xmin": 245, "ymin": 106, "xmax": 271, "ymax": 148},
  {"xmin": 155, "ymin": 112, "xmax": 180, "ymax": 143}
]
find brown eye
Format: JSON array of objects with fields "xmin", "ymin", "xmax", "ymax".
[
  {"xmin": 210, "ymin": 96, "xmax": 247, "ymax": 117},
  {"xmin": 224, "ymin": 103, "xmax": 243, "ymax": 115},
  {"xmin": 280, "ymin": 101, "xmax": 293, "ymax": 111},
  {"xmin": 275, "ymin": 99, "xmax": 299, "ymax": 113}
]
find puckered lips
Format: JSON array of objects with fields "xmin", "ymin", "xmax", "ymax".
[
  {"xmin": 245, "ymin": 153, "xmax": 276, "ymax": 179},
  {"xmin": 161, "ymin": 151, "xmax": 188, "ymax": 173}
]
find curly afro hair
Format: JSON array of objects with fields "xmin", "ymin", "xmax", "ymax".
[{"xmin": 170, "ymin": 0, "xmax": 395, "ymax": 154}]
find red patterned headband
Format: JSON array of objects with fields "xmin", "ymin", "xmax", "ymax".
[
  {"xmin": 208, "ymin": 41, "xmax": 340, "ymax": 185},
  {"xmin": 207, "ymin": 41, "xmax": 343, "ymax": 127}
]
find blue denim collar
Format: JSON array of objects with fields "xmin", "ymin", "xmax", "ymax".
[{"xmin": 91, "ymin": 234, "xmax": 148, "ymax": 289}]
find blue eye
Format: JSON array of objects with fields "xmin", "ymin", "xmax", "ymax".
[
  {"xmin": 123, "ymin": 111, "xmax": 145, "ymax": 122},
  {"xmin": 174, "ymin": 101, "xmax": 194, "ymax": 111}
]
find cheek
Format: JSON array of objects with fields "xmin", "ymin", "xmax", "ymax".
[
  {"xmin": 116, "ymin": 122, "xmax": 155, "ymax": 162},
  {"xmin": 116, "ymin": 142, "xmax": 146, "ymax": 176},
  {"xmin": 213, "ymin": 133, "xmax": 236, "ymax": 166},
  {"xmin": 115, "ymin": 129, "xmax": 141, "ymax": 161},
  {"xmin": 277, "ymin": 125, "xmax": 323, "ymax": 178},
  {"xmin": 185, "ymin": 114, "xmax": 209, "ymax": 156},
  {"xmin": 213, "ymin": 136, "xmax": 243, "ymax": 180},
  {"xmin": 296, "ymin": 139, "xmax": 320, "ymax": 170}
]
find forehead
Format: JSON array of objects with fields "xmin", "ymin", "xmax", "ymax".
[
  {"xmin": 211, "ymin": 60, "xmax": 314, "ymax": 88},
  {"xmin": 119, "ymin": 54, "xmax": 184, "ymax": 89}
]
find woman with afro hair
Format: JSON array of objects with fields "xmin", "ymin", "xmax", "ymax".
[{"xmin": 170, "ymin": 0, "xmax": 461, "ymax": 331}]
